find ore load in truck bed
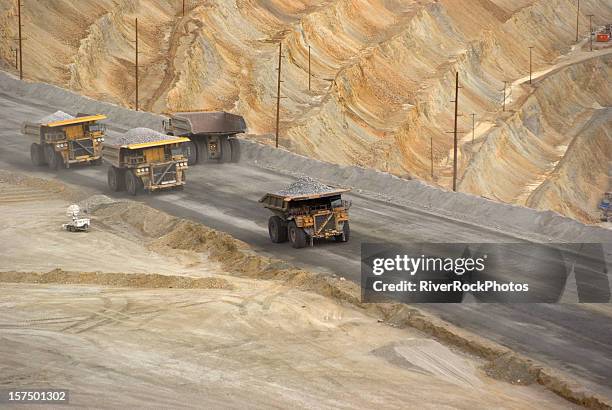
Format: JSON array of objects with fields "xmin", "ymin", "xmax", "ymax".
[
  {"xmin": 105, "ymin": 128, "xmax": 185, "ymax": 148},
  {"xmin": 261, "ymin": 177, "xmax": 350, "ymax": 208},
  {"xmin": 38, "ymin": 111, "xmax": 75, "ymax": 124}
]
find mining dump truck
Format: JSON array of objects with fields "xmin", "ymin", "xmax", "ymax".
[
  {"xmin": 162, "ymin": 111, "xmax": 246, "ymax": 165},
  {"xmin": 103, "ymin": 127, "xmax": 190, "ymax": 195},
  {"xmin": 22, "ymin": 111, "xmax": 106, "ymax": 170},
  {"xmin": 260, "ymin": 177, "xmax": 351, "ymax": 248}
]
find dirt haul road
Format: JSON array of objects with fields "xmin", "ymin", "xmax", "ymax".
[
  {"xmin": 0, "ymin": 176, "xmax": 571, "ymax": 409},
  {"xmin": 0, "ymin": 84, "xmax": 611, "ymax": 400}
]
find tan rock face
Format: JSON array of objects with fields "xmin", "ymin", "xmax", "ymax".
[{"xmin": 1, "ymin": 0, "xmax": 611, "ymax": 222}]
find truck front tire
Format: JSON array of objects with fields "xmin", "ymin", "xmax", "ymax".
[
  {"xmin": 44, "ymin": 144, "xmax": 63, "ymax": 170},
  {"xmin": 288, "ymin": 221, "xmax": 307, "ymax": 248},
  {"xmin": 268, "ymin": 216, "xmax": 288, "ymax": 243},
  {"xmin": 335, "ymin": 221, "xmax": 350, "ymax": 242},
  {"xmin": 107, "ymin": 166, "xmax": 125, "ymax": 192},
  {"xmin": 125, "ymin": 170, "xmax": 143, "ymax": 196},
  {"xmin": 30, "ymin": 143, "xmax": 45, "ymax": 166}
]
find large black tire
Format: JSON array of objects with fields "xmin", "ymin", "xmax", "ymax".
[
  {"xmin": 183, "ymin": 140, "xmax": 198, "ymax": 166},
  {"xmin": 44, "ymin": 144, "xmax": 57, "ymax": 169},
  {"xmin": 107, "ymin": 166, "xmax": 124, "ymax": 192},
  {"xmin": 335, "ymin": 221, "xmax": 350, "ymax": 242},
  {"xmin": 197, "ymin": 139, "xmax": 210, "ymax": 163},
  {"xmin": 288, "ymin": 221, "xmax": 307, "ymax": 249},
  {"xmin": 47, "ymin": 148, "xmax": 64, "ymax": 170},
  {"xmin": 220, "ymin": 137, "xmax": 232, "ymax": 163},
  {"xmin": 229, "ymin": 138, "xmax": 241, "ymax": 163},
  {"xmin": 125, "ymin": 170, "xmax": 143, "ymax": 196},
  {"xmin": 268, "ymin": 216, "xmax": 288, "ymax": 243},
  {"xmin": 30, "ymin": 143, "xmax": 45, "ymax": 166}
]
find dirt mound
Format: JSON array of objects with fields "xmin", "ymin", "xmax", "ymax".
[
  {"xmin": 484, "ymin": 353, "xmax": 539, "ymax": 385},
  {"xmin": 0, "ymin": 269, "xmax": 232, "ymax": 290},
  {"xmin": 0, "ymin": 170, "xmax": 87, "ymax": 201}
]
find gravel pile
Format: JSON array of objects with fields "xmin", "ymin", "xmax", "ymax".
[
  {"xmin": 275, "ymin": 176, "xmax": 338, "ymax": 196},
  {"xmin": 106, "ymin": 127, "xmax": 178, "ymax": 146},
  {"xmin": 39, "ymin": 110, "xmax": 74, "ymax": 124}
]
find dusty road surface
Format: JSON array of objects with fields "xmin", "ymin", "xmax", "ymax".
[
  {"xmin": 1, "ymin": 86, "xmax": 612, "ymax": 401},
  {"xmin": 0, "ymin": 175, "xmax": 570, "ymax": 409},
  {"xmin": 0, "ymin": 284, "xmax": 570, "ymax": 409}
]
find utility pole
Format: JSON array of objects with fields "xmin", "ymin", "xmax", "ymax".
[
  {"xmin": 452, "ymin": 71, "xmax": 459, "ymax": 192},
  {"xmin": 528, "ymin": 46, "xmax": 534, "ymax": 84},
  {"xmin": 135, "ymin": 18, "xmax": 139, "ymax": 111},
  {"xmin": 502, "ymin": 81, "xmax": 508, "ymax": 112},
  {"xmin": 12, "ymin": 48, "xmax": 18, "ymax": 70},
  {"xmin": 182, "ymin": 0, "xmax": 185, "ymax": 17},
  {"xmin": 17, "ymin": 0, "xmax": 23, "ymax": 79},
  {"xmin": 587, "ymin": 14, "xmax": 594, "ymax": 51},
  {"xmin": 471, "ymin": 113, "xmax": 476, "ymax": 143},
  {"xmin": 275, "ymin": 42, "xmax": 283, "ymax": 148},
  {"xmin": 576, "ymin": 0, "xmax": 580, "ymax": 43},
  {"xmin": 308, "ymin": 45, "xmax": 311, "ymax": 91},
  {"xmin": 430, "ymin": 136, "xmax": 434, "ymax": 180}
]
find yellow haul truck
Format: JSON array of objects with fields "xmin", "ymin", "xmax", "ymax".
[
  {"xmin": 260, "ymin": 178, "xmax": 352, "ymax": 248},
  {"xmin": 103, "ymin": 127, "xmax": 190, "ymax": 195},
  {"xmin": 23, "ymin": 111, "xmax": 106, "ymax": 170}
]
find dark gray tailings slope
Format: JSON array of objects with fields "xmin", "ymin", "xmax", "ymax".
[{"xmin": 1, "ymin": 71, "xmax": 611, "ymax": 399}]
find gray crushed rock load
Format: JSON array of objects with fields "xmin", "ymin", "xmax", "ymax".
[
  {"xmin": 39, "ymin": 110, "xmax": 74, "ymax": 124},
  {"xmin": 275, "ymin": 176, "xmax": 338, "ymax": 196},
  {"xmin": 106, "ymin": 127, "xmax": 178, "ymax": 146}
]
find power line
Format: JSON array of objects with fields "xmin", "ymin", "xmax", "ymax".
[
  {"xmin": 528, "ymin": 46, "xmax": 534, "ymax": 84},
  {"xmin": 502, "ymin": 80, "xmax": 508, "ymax": 112},
  {"xmin": 452, "ymin": 71, "xmax": 459, "ymax": 192},
  {"xmin": 135, "ymin": 17, "xmax": 139, "ymax": 111},
  {"xmin": 471, "ymin": 113, "xmax": 476, "ymax": 143},
  {"xmin": 576, "ymin": 0, "xmax": 580, "ymax": 43},
  {"xmin": 587, "ymin": 14, "xmax": 594, "ymax": 51},
  {"xmin": 17, "ymin": 0, "xmax": 23, "ymax": 79},
  {"xmin": 430, "ymin": 136, "xmax": 434, "ymax": 180},
  {"xmin": 275, "ymin": 42, "xmax": 283, "ymax": 148},
  {"xmin": 308, "ymin": 45, "xmax": 311, "ymax": 91}
]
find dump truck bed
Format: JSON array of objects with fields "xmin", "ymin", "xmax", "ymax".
[
  {"xmin": 167, "ymin": 111, "xmax": 247, "ymax": 136},
  {"xmin": 259, "ymin": 189, "xmax": 350, "ymax": 210}
]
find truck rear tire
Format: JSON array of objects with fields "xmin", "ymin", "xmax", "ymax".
[
  {"xmin": 220, "ymin": 137, "xmax": 232, "ymax": 162},
  {"xmin": 125, "ymin": 170, "xmax": 143, "ymax": 196},
  {"xmin": 288, "ymin": 221, "xmax": 307, "ymax": 248},
  {"xmin": 268, "ymin": 216, "xmax": 288, "ymax": 243},
  {"xmin": 229, "ymin": 138, "xmax": 241, "ymax": 163},
  {"xmin": 107, "ymin": 166, "xmax": 125, "ymax": 192},
  {"xmin": 183, "ymin": 140, "xmax": 198, "ymax": 166},
  {"xmin": 30, "ymin": 143, "xmax": 45, "ymax": 166}
]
